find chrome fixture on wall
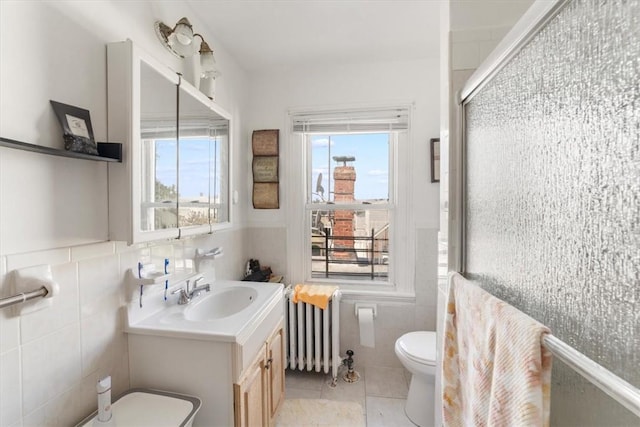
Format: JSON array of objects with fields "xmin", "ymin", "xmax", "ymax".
[{"xmin": 154, "ymin": 17, "xmax": 220, "ymax": 99}]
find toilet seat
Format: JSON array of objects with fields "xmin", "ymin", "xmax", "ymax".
[{"xmin": 397, "ymin": 331, "xmax": 436, "ymax": 366}]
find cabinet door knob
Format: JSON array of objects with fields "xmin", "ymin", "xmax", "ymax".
[{"xmin": 265, "ymin": 358, "xmax": 273, "ymax": 369}]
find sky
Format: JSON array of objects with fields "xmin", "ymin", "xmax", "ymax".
[
  {"xmin": 152, "ymin": 132, "xmax": 389, "ymax": 202},
  {"xmin": 311, "ymin": 133, "xmax": 389, "ymax": 202},
  {"xmin": 154, "ymin": 137, "xmax": 221, "ymax": 200}
]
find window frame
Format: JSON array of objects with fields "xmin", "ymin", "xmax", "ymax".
[
  {"xmin": 139, "ymin": 123, "xmax": 231, "ymax": 235},
  {"xmin": 302, "ymin": 131, "xmax": 397, "ymax": 286},
  {"xmin": 287, "ymin": 104, "xmax": 415, "ymax": 296}
]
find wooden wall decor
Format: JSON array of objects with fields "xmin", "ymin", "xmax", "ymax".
[{"xmin": 252, "ymin": 130, "xmax": 279, "ymax": 208}]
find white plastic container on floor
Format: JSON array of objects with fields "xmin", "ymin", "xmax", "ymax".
[{"xmin": 75, "ymin": 388, "xmax": 201, "ymax": 427}]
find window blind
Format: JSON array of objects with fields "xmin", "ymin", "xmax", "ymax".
[{"xmin": 291, "ymin": 106, "xmax": 411, "ymax": 133}]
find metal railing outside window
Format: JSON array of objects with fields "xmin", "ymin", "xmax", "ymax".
[{"xmin": 311, "ymin": 228, "xmax": 388, "ymax": 280}]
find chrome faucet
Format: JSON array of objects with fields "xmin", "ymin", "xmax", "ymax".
[
  {"xmin": 188, "ymin": 277, "xmax": 210, "ymax": 299},
  {"xmin": 171, "ymin": 287, "xmax": 191, "ymax": 305},
  {"xmin": 171, "ymin": 277, "xmax": 210, "ymax": 305}
]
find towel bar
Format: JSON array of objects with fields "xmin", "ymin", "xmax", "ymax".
[
  {"xmin": 542, "ymin": 335, "xmax": 640, "ymax": 418},
  {"xmin": 0, "ymin": 286, "xmax": 49, "ymax": 310}
]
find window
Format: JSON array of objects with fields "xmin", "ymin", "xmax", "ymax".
[{"xmin": 292, "ymin": 107, "xmax": 410, "ymax": 285}]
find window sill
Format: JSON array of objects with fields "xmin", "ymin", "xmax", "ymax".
[{"xmin": 338, "ymin": 289, "xmax": 415, "ymax": 304}]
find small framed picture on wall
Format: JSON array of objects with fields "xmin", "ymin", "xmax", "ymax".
[{"xmin": 430, "ymin": 138, "xmax": 440, "ymax": 183}]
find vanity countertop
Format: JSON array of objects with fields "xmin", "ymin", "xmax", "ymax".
[{"xmin": 125, "ymin": 280, "xmax": 284, "ymax": 343}]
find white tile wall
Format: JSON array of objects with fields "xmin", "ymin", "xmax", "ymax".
[
  {"xmin": 22, "ymin": 380, "xmax": 93, "ymax": 427},
  {"xmin": 0, "ymin": 231, "xmax": 243, "ymax": 426},
  {"xmin": 6, "ymin": 248, "xmax": 71, "ymax": 272},
  {"xmin": 80, "ymin": 303, "xmax": 122, "ymax": 377},
  {"xmin": 78, "ymin": 254, "xmax": 121, "ymax": 318},
  {"xmin": 21, "ymin": 323, "xmax": 82, "ymax": 414},
  {"xmin": 70, "ymin": 242, "xmax": 116, "ymax": 262},
  {"xmin": 242, "ymin": 227, "xmax": 287, "ymax": 279},
  {"xmin": 1, "ymin": 348, "xmax": 22, "ymax": 426},
  {"xmin": 0, "ymin": 258, "xmax": 20, "ymax": 354},
  {"xmin": 340, "ymin": 303, "xmax": 425, "ymax": 369},
  {"xmin": 19, "ymin": 262, "xmax": 79, "ymax": 344},
  {"xmin": 338, "ymin": 228, "xmax": 439, "ymax": 369},
  {"xmin": 415, "ymin": 228, "xmax": 439, "ymax": 331}
]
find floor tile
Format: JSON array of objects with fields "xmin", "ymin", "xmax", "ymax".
[
  {"xmin": 365, "ymin": 396, "xmax": 415, "ymax": 427},
  {"xmin": 321, "ymin": 372, "xmax": 366, "ymax": 412},
  {"xmin": 276, "ymin": 399, "xmax": 366, "ymax": 427},
  {"xmin": 285, "ymin": 369, "xmax": 328, "ymax": 391},
  {"xmin": 365, "ymin": 366, "xmax": 409, "ymax": 398},
  {"xmin": 284, "ymin": 364, "xmax": 414, "ymax": 427},
  {"xmin": 285, "ymin": 387, "xmax": 322, "ymax": 399}
]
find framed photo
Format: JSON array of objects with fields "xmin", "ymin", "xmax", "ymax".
[
  {"xmin": 50, "ymin": 100, "xmax": 99, "ymax": 155},
  {"xmin": 252, "ymin": 129, "xmax": 279, "ymax": 156},
  {"xmin": 253, "ymin": 183, "xmax": 279, "ymax": 209},
  {"xmin": 430, "ymin": 138, "xmax": 440, "ymax": 183},
  {"xmin": 252, "ymin": 156, "xmax": 279, "ymax": 183}
]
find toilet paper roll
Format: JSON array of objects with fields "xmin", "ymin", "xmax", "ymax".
[{"xmin": 357, "ymin": 307, "xmax": 375, "ymax": 348}]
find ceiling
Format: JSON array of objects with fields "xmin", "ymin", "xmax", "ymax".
[{"xmin": 185, "ymin": 0, "xmax": 442, "ymax": 72}]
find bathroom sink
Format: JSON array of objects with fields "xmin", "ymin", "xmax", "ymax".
[
  {"xmin": 184, "ymin": 286, "xmax": 258, "ymax": 321},
  {"xmin": 125, "ymin": 280, "xmax": 283, "ymax": 342}
]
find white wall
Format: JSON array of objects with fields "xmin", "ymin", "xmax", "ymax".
[
  {"xmin": 0, "ymin": 2, "xmax": 250, "ymax": 425},
  {"xmin": 244, "ymin": 58, "xmax": 441, "ymax": 367},
  {"xmin": 246, "ymin": 59, "xmax": 441, "ymax": 279},
  {"xmin": 450, "ymin": 0, "xmax": 534, "ymax": 31},
  {"xmin": 0, "ymin": 2, "xmax": 444, "ymax": 424}
]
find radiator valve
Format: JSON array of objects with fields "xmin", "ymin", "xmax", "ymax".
[{"xmin": 342, "ymin": 350, "xmax": 360, "ymax": 383}]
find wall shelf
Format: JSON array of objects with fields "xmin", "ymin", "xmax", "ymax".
[{"xmin": 0, "ymin": 136, "xmax": 122, "ymax": 162}]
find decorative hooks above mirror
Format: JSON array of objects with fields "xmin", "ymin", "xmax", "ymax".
[{"xmin": 154, "ymin": 17, "xmax": 221, "ymax": 100}]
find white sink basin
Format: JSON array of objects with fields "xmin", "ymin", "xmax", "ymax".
[
  {"xmin": 125, "ymin": 280, "xmax": 283, "ymax": 342},
  {"xmin": 185, "ymin": 286, "xmax": 258, "ymax": 321}
]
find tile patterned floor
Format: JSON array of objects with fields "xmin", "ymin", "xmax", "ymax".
[{"xmin": 284, "ymin": 366, "xmax": 417, "ymax": 426}]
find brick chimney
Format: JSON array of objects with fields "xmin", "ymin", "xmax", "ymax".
[{"xmin": 332, "ymin": 156, "xmax": 356, "ymax": 260}]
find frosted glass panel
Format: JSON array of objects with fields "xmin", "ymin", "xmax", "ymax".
[{"xmin": 464, "ymin": 0, "xmax": 639, "ymax": 424}]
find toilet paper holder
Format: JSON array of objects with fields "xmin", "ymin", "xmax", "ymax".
[{"xmin": 355, "ymin": 303, "xmax": 377, "ymax": 318}]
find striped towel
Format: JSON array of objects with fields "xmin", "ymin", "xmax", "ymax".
[{"xmin": 442, "ymin": 272, "xmax": 552, "ymax": 427}]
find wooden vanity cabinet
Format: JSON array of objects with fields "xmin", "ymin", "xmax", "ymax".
[
  {"xmin": 266, "ymin": 326, "xmax": 285, "ymax": 423},
  {"xmin": 234, "ymin": 323, "xmax": 285, "ymax": 427}
]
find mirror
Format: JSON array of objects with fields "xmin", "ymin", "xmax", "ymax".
[
  {"xmin": 107, "ymin": 40, "xmax": 230, "ymax": 245},
  {"xmin": 139, "ymin": 61, "xmax": 178, "ymax": 232},
  {"xmin": 178, "ymin": 85, "xmax": 230, "ymax": 232},
  {"xmin": 210, "ymin": 117, "xmax": 229, "ymax": 225},
  {"xmin": 179, "ymin": 87, "xmax": 211, "ymax": 229}
]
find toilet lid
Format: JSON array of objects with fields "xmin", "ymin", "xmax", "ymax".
[{"xmin": 398, "ymin": 331, "xmax": 437, "ymax": 365}]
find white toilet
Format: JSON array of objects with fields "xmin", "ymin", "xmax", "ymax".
[{"xmin": 395, "ymin": 331, "xmax": 437, "ymax": 427}]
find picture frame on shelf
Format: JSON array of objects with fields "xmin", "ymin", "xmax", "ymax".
[{"xmin": 50, "ymin": 100, "xmax": 99, "ymax": 155}]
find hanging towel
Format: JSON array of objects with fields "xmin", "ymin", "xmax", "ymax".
[
  {"xmin": 292, "ymin": 284, "xmax": 338, "ymax": 310},
  {"xmin": 442, "ymin": 272, "xmax": 552, "ymax": 427}
]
